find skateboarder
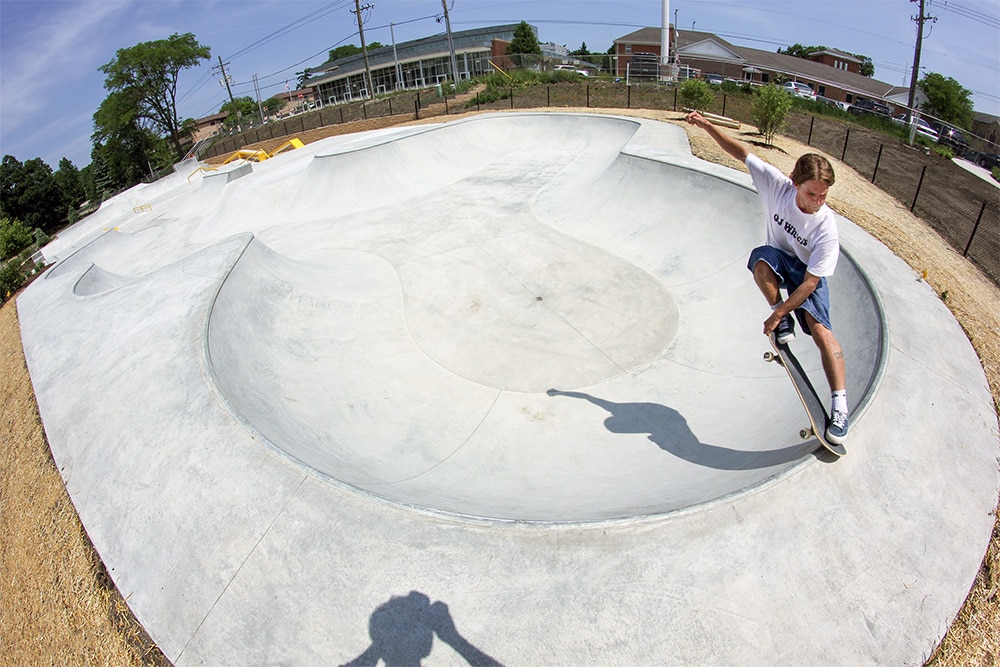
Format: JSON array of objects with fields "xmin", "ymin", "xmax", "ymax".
[{"xmin": 684, "ymin": 110, "xmax": 848, "ymax": 443}]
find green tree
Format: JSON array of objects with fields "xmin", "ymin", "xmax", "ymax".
[
  {"xmin": 679, "ymin": 79, "xmax": 714, "ymax": 111},
  {"xmin": 263, "ymin": 97, "xmax": 284, "ymax": 116},
  {"xmin": 0, "ymin": 258, "xmax": 26, "ymax": 302},
  {"xmin": 0, "ymin": 215, "xmax": 34, "ymax": 261},
  {"xmin": 54, "ymin": 158, "xmax": 86, "ymax": 216},
  {"xmin": 327, "ymin": 42, "xmax": 385, "ymax": 62},
  {"xmin": 507, "ymin": 21, "xmax": 541, "ymax": 55},
  {"xmin": 219, "ymin": 96, "xmax": 260, "ymax": 128},
  {"xmin": 752, "ymin": 84, "xmax": 792, "ymax": 146},
  {"xmin": 0, "ymin": 156, "xmax": 65, "ymax": 234},
  {"xmin": 99, "ymin": 32, "xmax": 211, "ymax": 160},
  {"xmin": 778, "ymin": 43, "xmax": 823, "ymax": 59},
  {"xmin": 919, "ymin": 72, "xmax": 974, "ymax": 129},
  {"xmin": 851, "ymin": 53, "xmax": 875, "ymax": 77},
  {"xmin": 92, "ymin": 89, "xmax": 169, "ymax": 191}
]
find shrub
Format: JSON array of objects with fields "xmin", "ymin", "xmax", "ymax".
[
  {"xmin": 679, "ymin": 79, "xmax": 714, "ymax": 111},
  {"xmin": 0, "ymin": 260, "xmax": 26, "ymax": 303},
  {"xmin": 933, "ymin": 145, "xmax": 954, "ymax": 159},
  {"xmin": 0, "ymin": 216, "xmax": 33, "ymax": 262},
  {"xmin": 752, "ymin": 84, "xmax": 792, "ymax": 146}
]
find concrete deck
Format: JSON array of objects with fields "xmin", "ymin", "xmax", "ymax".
[{"xmin": 17, "ymin": 112, "xmax": 999, "ymax": 665}]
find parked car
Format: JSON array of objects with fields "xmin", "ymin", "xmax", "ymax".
[
  {"xmin": 628, "ymin": 52, "xmax": 660, "ymax": 79},
  {"xmin": 931, "ymin": 123, "xmax": 970, "ymax": 154},
  {"xmin": 975, "ymin": 152, "xmax": 1000, "ymax": 171},
  {"xmin": 818, "ymin": 96, "xmax": 850, "ymax": 111},
  {"xmin": 704, "ymin": 73, "xmax": 724, "ymax": 85},
  {"xmin": 782, "ymin": 81, "xmax": 816, "ymax": 100},
  {"xmin": 891, "ymin": 115, "xmax": 940, "ymax": 142},
  {"xmin": 849, "ymin": 98, "xmax": 891, "ymax": 117}
]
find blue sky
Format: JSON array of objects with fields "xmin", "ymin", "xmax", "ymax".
[{"xmin": 1, "ymin": 0, "xmax": 997, "ymax": 170}]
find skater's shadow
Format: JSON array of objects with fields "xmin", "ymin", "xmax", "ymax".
[
  {"xmin": 341, "ymin": 591, "xmax": 502, "ymax": 667},
  {"xmin": 547, "ymin": 389, "xmax": 812, "ymax": 470}
]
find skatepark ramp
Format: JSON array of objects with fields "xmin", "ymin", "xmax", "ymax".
[{"xmin": 202, "ymin": 114, "xmax": 886, "ymax": 522}]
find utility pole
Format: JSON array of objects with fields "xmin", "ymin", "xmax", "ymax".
[
  {"xmin": 440, "ymin": 0, "xmax": 459, "ymax": 88},
  {"xmin": 352, "ymin": 0, "xmax": 375, "ymax": 100},
  {"xmin": 906, "ymin": 0, "xmax": 936, "ymax": 121},
  {"xmin": 213, "ymin": 56, "xmax": 241, "ymax": 130},
  {"xmin": 252, "ymin": 74, "xmax": 265, "ymax": 123}
]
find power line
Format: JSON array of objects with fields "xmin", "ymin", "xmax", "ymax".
[
  {"xmin": 930, "ymin": 0, "xmax": 1000, "ymax": 28},
  {"xmin": 224, "ymin": 1, "xmax": 352, "ymax": 61}
]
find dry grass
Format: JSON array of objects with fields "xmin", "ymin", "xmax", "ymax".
[
  {"xmin": 0, "ymin": 301, "xmax": 167, "ymax": 665},
  {"xmin": 0, "ymin": 107, "xmax": 996, "ymax": 665}
]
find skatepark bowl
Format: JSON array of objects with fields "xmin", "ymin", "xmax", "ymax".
[{"xmin": 17, "ymin": 112, "xmax": 998, "ymax": 664}]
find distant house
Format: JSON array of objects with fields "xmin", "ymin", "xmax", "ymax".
[
  {"xmin": 273, "ymin": 87, "xmax": 318, "ymax": 115},
  {"xmin": 190, "ymin": 112, "xmax": 228, "ymax": 144},
  {"xmin": 614, "ymin": 27, "xmax": 917, "ymax": 110},
  {"xmin": 973, "ymin": 112, "xmax": 1000, "ymax": 150},
  {"xmin": 809, "ymin": 48, "xmax": 863, "ymax": 74}
]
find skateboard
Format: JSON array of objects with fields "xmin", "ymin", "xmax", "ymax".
[{"xmin": 763, "ymin": 334, "xmax": 847, "ymax": 457}]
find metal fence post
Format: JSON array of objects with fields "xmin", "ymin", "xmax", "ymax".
[
  {"xmin": 911, "ymin": 165, "xmax": 927, "ymax": 212},
  {"xmin": 722, "ymin": 94, "xmax": 727, "ymax": 118},
  {"xmin": 872, "ymin": 144, "xmax": 883, "ymax": 183},
  {"xmin": 510, "ymin": 87, "xmax": 514, "ymax": 109},
  {"xmin": 841, "ymin": 128, "xmax": 850, "ymax": 162},
  {"xmin": 627, "ymin": 85, "xmax": 631, "ymax": 109},
  {"xmin": 414, "ymin": 99, "xmax": 419, "ymax": 120},
  {"xmin": 964, "ymin": 201, "xmax": 989, "ymax": 257},
  {"xmin": 807, "ymin": 117, "xmax": 814, "ymax": 146},
  {"xmin": 587, "ymin": 85, "xmax": 591, "ymax": 108}
]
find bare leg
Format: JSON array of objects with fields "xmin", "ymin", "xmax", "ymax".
[
  {"xmin": 752, "ymin": 260, "xmax": 782, "ymax": 306},
  {"xmin": 803, "ymin": 312, "xmax": 846, "ymax": 393}
]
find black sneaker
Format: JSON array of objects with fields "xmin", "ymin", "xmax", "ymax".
[
  {"xmin": 827, "ymin": 408, "xmax": 849, "ymax": 444},
  {"xmin": 775, "ymin": 314, "xmax": 795, "ymax": 344}
]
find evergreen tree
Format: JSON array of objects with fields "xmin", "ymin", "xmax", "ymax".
[{"xmin": 507, "ymin": 21, "xmax": 541, "ymax": 55}]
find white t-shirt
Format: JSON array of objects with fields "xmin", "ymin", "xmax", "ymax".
[{"xmin": 745, "ymin": 153, "xmax": 839, "ymax": 277}]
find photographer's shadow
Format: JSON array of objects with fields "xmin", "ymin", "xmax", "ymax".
[
  {"xmin": 341, "ymin": 591, "xmax": 502, "ymax": 667},
  {"xmin": 547, "ymin": 389, "xmax": 812, "ymax": 470}
]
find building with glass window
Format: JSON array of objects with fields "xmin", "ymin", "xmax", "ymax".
[{"xmin": 306, "ymin": 24, "xmax": 533, "ymax": 104}]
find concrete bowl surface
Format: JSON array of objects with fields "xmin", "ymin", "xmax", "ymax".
[{"xmin": 16, "ymin": 113, "xmax": 998, "ymax": 665}]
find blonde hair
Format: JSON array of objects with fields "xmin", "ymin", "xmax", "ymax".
[{"xmin": 790, "ymin": 153, "xmax": 835, "ymax": 187}]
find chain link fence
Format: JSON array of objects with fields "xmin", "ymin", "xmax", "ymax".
[{"xmin": 201, "ymin": 81, "xmax": 999, "ymax": 288}]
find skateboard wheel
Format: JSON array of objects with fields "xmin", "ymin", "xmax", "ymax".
[{"xmin": 799, "ymin": 428, "xmax": 812, "ymax": 439}]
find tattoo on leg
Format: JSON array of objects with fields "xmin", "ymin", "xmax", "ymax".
[{"xmin": 834, "ymin": 351, "xmax": 843, "ymax": 359}]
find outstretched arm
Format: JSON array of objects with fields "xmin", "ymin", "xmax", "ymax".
[
  {"xmin": 763, "ymin": 272, "xmax": 820, "ymax": 335},
  {"xmin": 685, "ymin": 111, "xmax": 749, "ymax": 163}
]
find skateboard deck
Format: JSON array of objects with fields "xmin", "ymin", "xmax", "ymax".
[{"xmin": 764, "ymin": 334, "xmax": 847, "ymax": 457}]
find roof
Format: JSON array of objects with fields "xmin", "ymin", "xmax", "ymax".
[
  {"xmin": 672, "ymin": 29, "xmax": 902, "ymax": 100},
  {"xmin": 614, "ymin": 27, "xmax": 904, "ymax": 102},
  {"xmin": 811, "ymin": 48, "xmax": 862, "ymax": 64}
]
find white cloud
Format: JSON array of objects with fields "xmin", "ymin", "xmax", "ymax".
[{"xmin": 0, "ymin": 0, "xmax": 132, "ymax": 132}]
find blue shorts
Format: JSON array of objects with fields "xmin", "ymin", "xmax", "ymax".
[{"xmin": 747, "ymin": 246, "xmax": 833, "ymax": 336}]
